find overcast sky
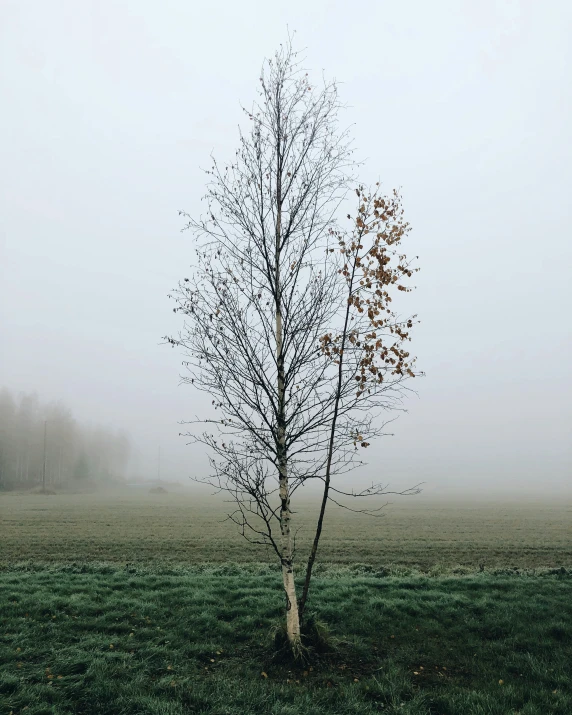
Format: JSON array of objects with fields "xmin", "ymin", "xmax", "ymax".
[{"xmin": 1, "ymin": 0, "xmax": 570, "ymax": 495}]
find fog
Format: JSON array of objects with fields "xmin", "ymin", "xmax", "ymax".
[
  {"xmin": 0, "ymin": 387, "xmax": 130, "ymax": 489},
  {"xmin": 1, "ymin": 1, "xmax": 570, "ymax": 496}
]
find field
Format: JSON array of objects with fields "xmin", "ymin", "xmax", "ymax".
[
  {"xmin": 1, "ymin": 489, "xmax": 571, "ymax": 714},
  {"xmin": 2, "ymin": 490, "xmax": 571, "ymax": 569}
]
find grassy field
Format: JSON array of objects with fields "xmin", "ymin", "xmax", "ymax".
[
  {"xmin": 1, "ymin": 564, "xmax": 571, "ymax": 714},
  {"xmin": 1, "ymin": 490, "xmax": 571, "ymax": 714},
  {"xmin": 2, "ymin": 489, "xmax": 571, "ymax": 569}
]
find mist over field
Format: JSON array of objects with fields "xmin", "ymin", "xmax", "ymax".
[
  {"xmin": 1, "ymin": 1, "xmax": 570, "ymax": 497},
  {"xmin": 1, "ymin": 5, "xmax": 572, "ymax": 713}
]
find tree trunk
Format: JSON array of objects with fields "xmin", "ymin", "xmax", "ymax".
[
  {"xmin": 278, "ymin": 439, "xmax": 301, "ymax": 647},
  {"xmin": 282, "ymin": 551, "xmax": 301, "ymax": 645},
  {"xmin": 277, "ymin": 318, "xmax": 302, "ymax": 647},
  {"xmin": 299, "ymin": 256, "xmax": 359, "ymax": 618},
  {"xmin": 275, "ymin": 139, "xmax": 302, "ymax": 649}
]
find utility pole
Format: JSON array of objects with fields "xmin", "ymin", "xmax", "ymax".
[
  {"xmin": 157, "ymin": 445, "xmax": 161, "ymax": 483},
  {"xmin": 42, "ymin": 420, "xmax": 47, "ymax": 492}
]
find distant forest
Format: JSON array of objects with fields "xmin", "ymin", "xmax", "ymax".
[{"xmin": 0, "ymin": 388, "xmax": 130, "ymax": 490}]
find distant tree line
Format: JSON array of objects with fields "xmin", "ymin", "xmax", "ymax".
[{"xmin": 0, "ymin": 388, "xmax": 130, "ymax": 490}]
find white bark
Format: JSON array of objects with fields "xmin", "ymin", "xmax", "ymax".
[
  {"xmin": 275, "ymin": 163, "xmax": 302, "ymax": 647},
  {"xmin": 277, "ymin": 419, "xmax": 301, "ymax": 645},
  {"xmin": 282, "ymin": 556, "xmax": 301, "ymax": 643}
]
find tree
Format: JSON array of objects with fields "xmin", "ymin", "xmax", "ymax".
[
  {"xmin": 0, "ymin": 388, "xmax": 131, "ymax": 490},
  {"xmin": 168, "ymin": 42, "xmax": 421, "ymax": 653},
  {"xmin": 15, "ymin": 391, "xmax": 40, "ymax": 486},
  {"xmin": 0, "ymin": 388, "xmax": 17, "ymax": 489},
  {"xmin": 74, "ymin": 452, "xmax": 91, "ymax": 482},
  {"xmin": 43, "ymin": 400, "xmax": 76, "ymax": 486}
]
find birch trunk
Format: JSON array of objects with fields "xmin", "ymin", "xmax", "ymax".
[
  {"xmin": 278, "ymin": 439, "xmax": 301, "ymax": 646},
  {"xmin": 275, "ymin": 158, "xmax": 302, "ymax": 648}
]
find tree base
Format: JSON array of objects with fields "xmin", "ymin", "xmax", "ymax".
[{"xmin": 269, "ymin": 614, "xmax": 334, "ymax": 665}]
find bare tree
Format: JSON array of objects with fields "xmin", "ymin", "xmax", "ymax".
[{"xmin": 168, "ymin": 42, "xmax": 421, "ymax": 653}]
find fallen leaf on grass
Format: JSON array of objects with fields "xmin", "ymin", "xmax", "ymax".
[{"xmin": 261, "ymin": 671, "xmax": 268, "ymax": 678}]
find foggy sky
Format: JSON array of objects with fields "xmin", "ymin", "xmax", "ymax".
[{"xmin": 1, "ymin": 0, "xmax": 570, "ymax": 495}]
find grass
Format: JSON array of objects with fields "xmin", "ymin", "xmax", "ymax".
[
  {"xmin": 2, "ymin": 490, "xmax": 571, "ymax": 569},
  {"xmin": 1, "ymin": 491, "xmax": 571, "ymax": 713},
  {"xmin": 1, "ymin": 564, "xmax": 571, "ymax": 714}
]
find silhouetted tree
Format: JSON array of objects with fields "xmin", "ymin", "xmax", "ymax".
[{"xmin": 168, "ymin": 42, "xmax": 421, "ymax": 653}]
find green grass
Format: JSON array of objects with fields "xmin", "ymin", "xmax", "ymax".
[
  {"xmin": 1, "ymin": 564, "xmax": 571, "ymax": 714},
  {"xmin": 1, "ymin": 492, "xmax": 571, "ymax": 712},
  {"xmin": 2, "ymin": 491, "xmax": 571, "ymax": 569}
]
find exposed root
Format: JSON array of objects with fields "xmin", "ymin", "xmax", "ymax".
[{"xmin": 268, "ymin": 614, "xmax": 335, "ymax": 665}]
